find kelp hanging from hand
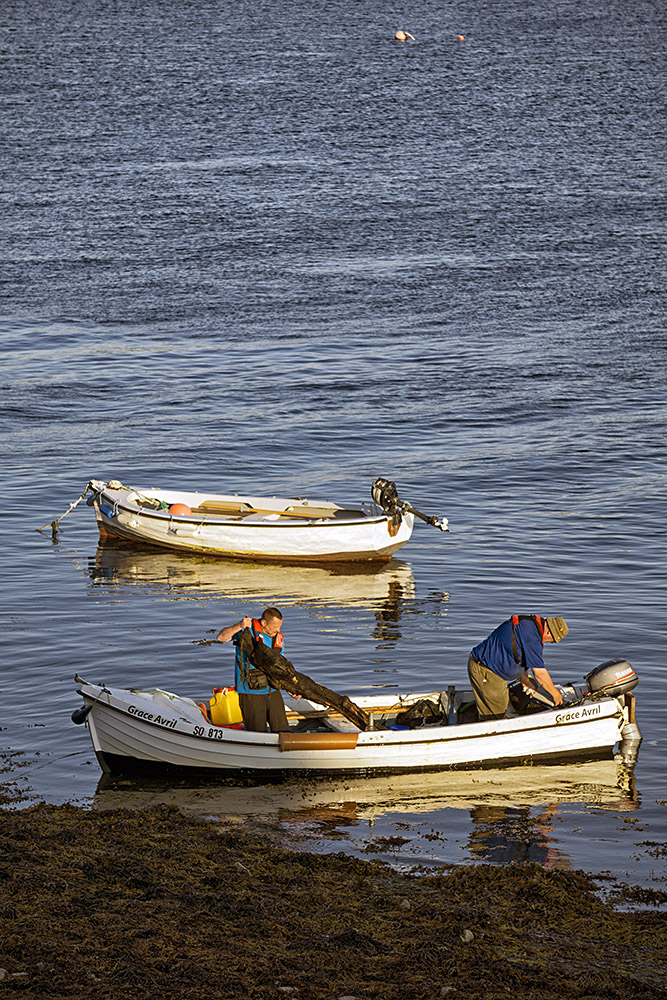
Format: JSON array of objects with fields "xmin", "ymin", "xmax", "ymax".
[{"xmin": 238, "ymin": 629, "xmax": 375, "ymax": 731}]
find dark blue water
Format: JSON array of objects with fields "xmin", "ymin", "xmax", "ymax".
[{"xmin": 1, "ymin": 0, "xmax": 665, "ymax": 896}]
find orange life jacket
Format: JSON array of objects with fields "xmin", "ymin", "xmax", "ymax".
[{"xmin": 251, "ymin": 618, "xmax": 284, "ymax": 650}]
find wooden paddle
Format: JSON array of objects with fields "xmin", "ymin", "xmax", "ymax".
[{"xmin": 195, "ymin": 501, "xmax": 347, "ymax": 520}]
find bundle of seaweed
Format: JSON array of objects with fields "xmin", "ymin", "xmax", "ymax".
[{"xmin": 239, "ymin": 628, "xmax": 374, "ymax": 730}]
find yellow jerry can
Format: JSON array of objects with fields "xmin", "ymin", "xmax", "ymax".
[{"xmin": 209, "ymin": 686, "xmax": 243, "ymax": 726}]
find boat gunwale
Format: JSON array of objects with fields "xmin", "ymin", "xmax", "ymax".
[
  {"xmin": 95, "ymin": 489, "xmax": 393, "ymax": 529},
  {"xmin": 79, "ymin": 684, "xmax": 624, "ymax": 752}
]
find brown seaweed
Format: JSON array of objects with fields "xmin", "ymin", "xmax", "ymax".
[
  {"xmin": 239, "ymin": 628, "xmax": 374, "ymax": 731},
  {"xmin": 0, "ymin": 800, "xmax": 665, "ymax": 999}
]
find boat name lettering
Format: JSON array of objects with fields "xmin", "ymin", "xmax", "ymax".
[
  {"xmin": 153, "ymin": 714, "xmax": 177, "ymax": 729},
  {"xmin": 127, "ymin": 705, "xmax": 177, "ymax": 729},
  {"xmin": 555, "ymin": 704, "xmax": 602, "ymax": 724},
  {"xmin": 128, "ymin": 705, "xmax": 153, "ymax": 720}
]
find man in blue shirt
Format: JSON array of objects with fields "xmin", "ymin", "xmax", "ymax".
[
  {"xmin": 468, "ymin": 615, "xmax": 569, "ymax": 719},
  {"xmin": 216, "ymin": 607, "xmax": 290, "ymax": 732}
]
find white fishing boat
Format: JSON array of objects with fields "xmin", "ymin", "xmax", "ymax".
[
  {"xmin": 81, "ymin": 477, "xmax": 447, "ymax": 563},
  {"xmin": 72, "ymin": 659, "xmax": 641, "ymax": 777}
]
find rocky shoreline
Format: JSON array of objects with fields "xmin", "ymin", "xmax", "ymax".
[{"xmin": 1, "ymin": 786, "xmax": 666, "ymax": 1000}]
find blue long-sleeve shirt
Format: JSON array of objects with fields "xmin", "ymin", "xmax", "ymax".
[{"xmin": 470, "ymin": 618, "xmax": 546, "ymax": 682}]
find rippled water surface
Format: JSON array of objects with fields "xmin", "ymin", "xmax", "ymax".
[{"xmin": 1, "ymin": 0, "xmax": 665, "ymax": 895}]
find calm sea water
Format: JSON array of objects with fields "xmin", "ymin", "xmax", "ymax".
[{"xmin": 1, "ymin": 0, "xmax": 665, "ymax": 896}]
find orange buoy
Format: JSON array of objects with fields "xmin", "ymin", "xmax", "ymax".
[
  {"xmin": 458, "ymin": 34, "xmax": 465, "ymax": 41},
  {"xmin": 169, "ymin": 503, "xmax": 192, "ymax": 516},
  {"xmin": 395, "ymin": 29, "xmax": 407, "ymax": 41}
]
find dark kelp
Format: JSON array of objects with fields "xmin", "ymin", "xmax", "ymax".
[
  {"xmin": 239, "ymin": 628, "xmax": 374, "ymax": 731},
  {"xmin": 0, "ymin": 799, "xmax": 665, "ymax": 999}
]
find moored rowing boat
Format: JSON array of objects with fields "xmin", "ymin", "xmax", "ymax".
[{"xmin": 83, "ymin": 477, "xmax": 448, "ymax": 563}]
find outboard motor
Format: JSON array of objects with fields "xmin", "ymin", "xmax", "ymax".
[
  {"xmin": 371, "ymin": 477, "xmax": 402, "ymax": 525},
  {"xmin": 585, "ymin": 658, "xmax": 638, "ymax": 697},
  {"xmin": 586, "ymin": 659, "xmax": 641, "ymax": 765},
  {"xmin": 371, "ymin": 477, "xmax": 448, "ymax": 531}
]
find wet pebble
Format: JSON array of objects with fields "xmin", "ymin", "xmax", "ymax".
[{"xmin": 460, "ymin": 928, "xmax": 474, "ymax": 943}]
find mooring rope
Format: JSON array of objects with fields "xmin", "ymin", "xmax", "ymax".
[{"xmin": 37, "ymin": 485, "xmax": 92, "ymax": 537}]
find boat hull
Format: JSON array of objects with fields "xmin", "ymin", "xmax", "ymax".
[
  {"xmin": 89, "ymin": 481, "xmax": 414, "ymax": 563},
  {"xmin": 77, "ymin": 681, "xmax": 627, "ymax": 777}
]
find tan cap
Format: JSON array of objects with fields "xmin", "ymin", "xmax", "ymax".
[{"xmin": 545, "ymin": 617, "xmax": 569, "ymax": 642}]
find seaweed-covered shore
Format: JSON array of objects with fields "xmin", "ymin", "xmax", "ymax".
[{"xmin": 1, "ymin": 798, "xmax": 666, "ymax": 1000}]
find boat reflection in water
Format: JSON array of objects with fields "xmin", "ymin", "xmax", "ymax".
[
  {"xmin": 88, "ymin": 542, "xmax": 416, "ymax": 611},
  {"xmin": 93, "ymin": 760, "xmax": 638, "ymax": 871},
  {"xmin": 465, "ymin": 762, "xmax": 637, "ymax": 868},
  {"xmin": 467, "ymin": 803, "xmax": 567, "ymax": 866}
]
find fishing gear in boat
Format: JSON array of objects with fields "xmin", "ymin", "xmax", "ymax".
[{"xmin": 371, "ymin": 477, "xmax": 448, "ymax": 531}]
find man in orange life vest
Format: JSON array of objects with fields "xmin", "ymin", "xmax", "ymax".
[
  {"xmin": 216, "ymin": 607, "xmax": 290, "ymax": 732},
  {"xmin": 468, "ymin": 615, "xmax": 569, "ymax": 719}
]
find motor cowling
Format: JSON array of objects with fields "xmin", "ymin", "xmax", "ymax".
[
  {"xmin": 371, "ymin": 478, "xmax": 399, "ymax": 511},
  {"xmin": 371, "ymin": 478, "xmax": 402, "ymax": 526},
  {"xmin": 585, "ymin": 658, "xmax": 638, "ymax": 697}
]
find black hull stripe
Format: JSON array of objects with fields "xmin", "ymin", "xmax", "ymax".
[{"xmin": 96, "ymin": 746, "xmax": 615, "ymax": 777}]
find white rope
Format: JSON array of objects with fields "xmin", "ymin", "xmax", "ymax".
[{"xmin": 37, "ymin": 485, "xmax": 91, "ymax": 534}]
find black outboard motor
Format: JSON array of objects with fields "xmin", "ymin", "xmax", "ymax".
[
  {"xmin": 585, "ymin": 658, "xmax": 638, "ymax": 697},
  {"xmin": 371, "ymin": 477, "xmax": 402, "ymax": 525},
  {"xmin": 371, "ymin": 477, "xmax": 449, "ymax": 531}
]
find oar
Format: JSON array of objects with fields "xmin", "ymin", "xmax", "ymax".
[{"xmin": 196, "ymin": 502, "xmax": 343, "ymax": 520}]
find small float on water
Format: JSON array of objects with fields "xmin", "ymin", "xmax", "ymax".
[
  {"xmin": 76, "ymin": 477, "xmax": 447, "ymax": 563},
  {"xmin": 72, "ymin": 658, "xmax": 641, "ymax": 777}
]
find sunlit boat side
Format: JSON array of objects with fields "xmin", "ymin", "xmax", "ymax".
[
  {"xmin": 84, "ymin": 477, "xmax": 447, "ymax": 563},
  {"xmin": 73, "ymin": 675, "xmax": 640, "ymax": 777}
]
